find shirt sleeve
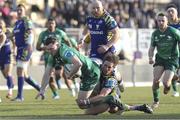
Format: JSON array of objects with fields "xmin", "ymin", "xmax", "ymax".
[
  {"xmin": 24, "ymin": 17, "xmax": 33, "ymax": 31},
  {"xmin": 105, "ymin": 16, "xmax": 118, "ymax": 31},
  {"xmin": 104, "ymin": 78, "xmax": 117, "ymax": 89},
  {"xmin": 37, "ymin": 32, "xmax": 44, "ymax": 45},
  {"xmin": 173, "ymin": 28, "xmax": 180, "ymax": 41},
  {"xmin": 150, "ymin": 32, "xmax": 156, "ymax": 47},
  {"xmin": 62, "ymin": 49, "xmax": 74, "ymax": 63}
]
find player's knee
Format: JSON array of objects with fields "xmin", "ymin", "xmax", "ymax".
[
  {"xmin": 153, "ymin": 80, "xmax": 160, "ymax": 88},
  {"xmin": 108, "ymin": 105, "xmax": 119, "ymax": 114},
  {"xmin": 76, "ymin": 99, "xmax": 90, "ymax": 109},
  {"xmin": 163, "ymin": 81, "xmax": 170, "ymax": 89},
  {"xmin": 49, "ymin": 77, "xmax": 55, "ymax": 85},
  {"xmin": 55, "ymin": 73, "xmax": 61, "ymax": 80}
]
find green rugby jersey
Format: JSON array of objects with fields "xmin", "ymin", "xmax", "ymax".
[
  {"xmin": 47, "ymin": 43, "xmax": 98, "ymax": 73},
  {"xmin": 151, "ymin": 26, "xmax": 180, "ymax": 59},
  {"xmin": 37, "ymin": 28, "xmax": 69, "ymax": 64}
]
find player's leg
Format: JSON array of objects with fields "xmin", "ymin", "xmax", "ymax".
[
  {"xmin": 24, "ymin": 68, "xmax": 40, "ymax": 91},
  {"xmin": 171, "ymin": 73, "xmax": 179, "ymax": 97},
  {"xmin": 63, "ymin": 70, "xmax": 76, "ymax": 97},
  {"xmin": 128, "ymin": 104, "xmax": 153, "ymax": 114},
  {"xmin": 12, "ymin": 60, "xmax": 26, "ymax": 101},
  {"xmin": 74, "ymin": 78, "xmax": 80, "ymax": 93},
  {"xmin": 2, "ymin": 63, "xmax": 14, "ymax": 99},
  {"xmin": 151, "ymin": 66, "xmax": 164, "ymax": 108},
  {"xmin": 49, "ymin": 73, "xmax": 60, "ymax": 99},
  {"xmin": 162, "ymin": 70, "xmax": 174, "ymax": 95},
  {"xmin": 85, "ymin": 103, "xmax": 109, "ymax": 115},
  {"xmin": 54, "ymin": 65, "xmax": 63, "ymax": 89}
]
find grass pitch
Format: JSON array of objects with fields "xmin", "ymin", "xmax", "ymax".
[{"xmin": 0, "ymin": 87, "xmax": 180, "ymax": 119}]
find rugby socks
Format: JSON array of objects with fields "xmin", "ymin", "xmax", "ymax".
[
  {"xmin": 56, "ymin": 79, "xmax": 61, "ymax": 89},
  {"xmin": 49, "ymin": 76, "xmax": 58, "ymax": 97},
  {"xmin": 6, "ymin": 76, "xmax": 14, "ymax": 89},
  {"xmin": 131, "ymin": 105, "xmax": 144, "ymax": 111},
  {"xmin": 17, "ymin": 76, "xmax": 24, "ymax": 99},
  {"xmin": 153, "ymin": 88, "xmax": 160, "ymax": 102},
  {"xmin": 25, "ymin": 77, "xmax": 40, "ymax": 91},
  {"xmin": 172, "ymin": 80, "xmax": 178, "ymax": 92}
]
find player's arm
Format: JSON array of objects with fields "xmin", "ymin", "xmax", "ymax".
[
  {"xmin": 80, "ymin": 26, "xmax": 90, "ymax": 55},
  {"xmin": 40, "ymin": 64, "xmax": 53, "ymax": 94},
  {"xmin": 106, "ymin": 27, "xmax": 120, "ymax": 49},
  {"xmin": 89, "ymin": 78, "xmax": 114, "ymax": 103},
  {"xmin": 9, "ymin": 29, "xmax": 16, "ymax": 56},
  {"xmin": 65, "ymin": 53, "xmax": 82, "ymax": 79},
  {"xmin": 39, "ymin": 56, "xmax": 54, "ymax": 94},
  {"xmin": 0, "ymin": 31, "xmax": 6, "ymax": 50},
  {"xmin": 62, "ymin": 33, "xmax": 73, "ymax": 48},
  {"xmin": 36, "ymin": 32, "xmax": 47, "ymax": 51},
  {"xmin": 88, "ymin": 87, "xmax": 112, "ymax": 103},
  {"xmin": 21, "ymin": 18, "xmax": 34, "ymax": 60},
  {"xmin": 173, "ymin": 27, "xmax": 180, "ymax": 41},
  {"xmin": 98, "ymin": 18, "xmax": 120, "ymax": 53},
  {"xmin": 148, "ymin": 33, "xmax": 156, "ymax": 64}
]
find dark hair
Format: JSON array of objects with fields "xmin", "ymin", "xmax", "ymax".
[
  {"xmin": 45, "ymin": 36, "xmax": 58, "ymax": 45},
  {"xmin": 166, "ymin": 3, "xmax": 178, "ymax": 10},
  {"xmin": 48, "ymin": 17, "xmax": 55, "ymax": 22},
  {"xmin": 17, "ymin": 3, "xmax": 26, "ymax": 9},
  {"xmin": 103, "ymin": 54, "xmax": 119, "ymax": 66},
  {"xmin": 157, "ymin": 12, "xmax": 166, "ymax": 17}
]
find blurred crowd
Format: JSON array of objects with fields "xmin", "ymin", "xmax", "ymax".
[{"xmin": 0, "ymin": 0, "xmax": 179, "ymax": 29}]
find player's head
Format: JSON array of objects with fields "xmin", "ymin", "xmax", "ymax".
[
  {"xmin": 156, "ymin": 12, "xmax": 168, "ymax": 29},
  {"xmin": 90, "ymin": 0, "xmax": 104, "ymax": 17},
  {"xmin": 45, "ymin": 36, "xmax": 59, "ymax": 55},
  {"xmin": 17, "ymin": 4, "xmax": 26, "ymax": 18},
  {"xmin": 166, "ymin": 4, "xmax": 178, "ymax": 21},
  {"xmin": 46, "ymin": 17, "xmax": 56, "ymax": 32},
  {"xmin": 101, "ymin": 55, "xmax": 119, "ymax": 75}
]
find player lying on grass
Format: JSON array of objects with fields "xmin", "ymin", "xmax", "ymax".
[{"xmin": 77, "ymin": 55, "xmax": 153, "ymax": 115}]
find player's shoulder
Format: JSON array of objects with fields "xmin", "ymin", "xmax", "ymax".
[
  {"xmin": 152, "ymin": 29, "xmax": 160, "ymax": 35},
  {"xmin": 104, "ymin": 77, "xmax": 117, "ymax": 88},
  {"xmin": 40, "ymin": 29, "xmax": 48, "ymax": 35},
  {"xmin": 168, "ymin": 26, "xmax": 179, "ymax": 33},
  {"xmin": 56, "ymin": 28, "xmax": 66, "ymax": 34},
  {"xmin": 22, "ymin": 16, "xmax": 31, "ymax": 22},
  {"xmin": 102, "ymin": 11, "xmax": 115, "ymax": 22}
]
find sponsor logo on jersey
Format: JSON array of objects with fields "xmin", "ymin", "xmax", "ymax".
[
  {"xmin": 96, "ymin": 25, "xmax": 100, "ymax": 30},
  {"xmin": 159, "ymin": 34, "xmax": 165, "ymax": 37},
  {"xmin": 90, "ymin": 30, "xmax": 103, "ymax": 35},
  {"xmin": 64, "ymin": 50, "xmax": 73, "ymax": 58}
]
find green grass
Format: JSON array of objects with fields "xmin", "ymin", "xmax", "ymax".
[{"xmin": 0, "ymin": 87, "xmax": 180, "ymax": 119}]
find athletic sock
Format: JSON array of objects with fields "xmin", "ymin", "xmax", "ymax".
[
  {"xmin": 25, "ymin": 77, "xmax": 40, "ymax": 91},
  {"xmin": 6, "ymin": 76, "xmax": 14, "ymax": 89},
  {"xmin": 153, "ymin": 88, "xmax": 160, "ymax": 102},
  {"xmin": 17, "ymin": 76, "xmax": 24, "ymax": 98},
  {"xmin": 49, "ymin": 77, "xmax": 58, "ymax": 96},
  {"xmin": 172, "ymin": 80, "xmax": 178, "ymax": 92}
]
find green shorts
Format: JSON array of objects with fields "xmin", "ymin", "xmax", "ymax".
[
  {"xmin": 80, "ymin": 62, "xmax": 100, "ymax": 91},
  {"xmin": 153, "ymin": 54, "xmax": 179, "ymax": 73}
]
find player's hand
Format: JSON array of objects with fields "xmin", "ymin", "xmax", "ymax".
[
  {"xmin": 97, "ymin": 45, "xmax": 109, "ymax": 54},
  {"xmin": 20, "ymin": 47, "xmax": 32, "ymax": 61}
]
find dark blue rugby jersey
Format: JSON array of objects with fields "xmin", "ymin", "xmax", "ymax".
[{"xmin": 86, "ymin": 10, "xmax": 118, "ymax": 59}]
